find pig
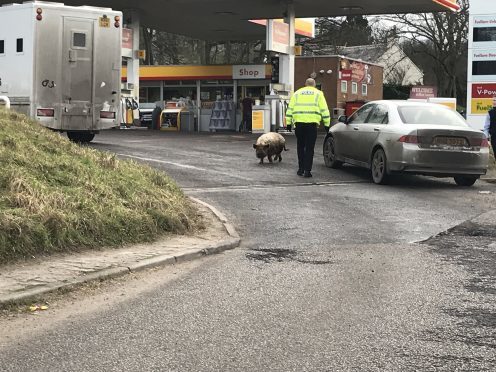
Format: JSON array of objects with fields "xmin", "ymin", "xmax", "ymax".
[{"xmin": 252, "ymin": 132, "xmax": 288, "ymax": 164}]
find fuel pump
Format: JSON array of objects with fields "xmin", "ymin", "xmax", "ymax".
[
  {"xmin": 265, "ymin": 83, "xmax": 291, "ymax": 133},
  {"xmin": 120, "ymin": 97, "xmax": 139, "ymax": 127}
]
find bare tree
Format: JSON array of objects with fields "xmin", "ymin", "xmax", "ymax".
[
  {"xmin": 378, "ymin": 0, "xmax": 469, "ymax": 104},
  {"xmin": 140, "ymin": 30, "xmax": 266, "ymax": 66}
]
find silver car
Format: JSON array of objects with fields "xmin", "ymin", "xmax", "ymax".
[{"xmin": 323, "ymin": 101, "xmax": 490, "ymax": 186}]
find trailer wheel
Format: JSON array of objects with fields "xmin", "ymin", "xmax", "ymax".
[{"xmin": 67, "ymin": 131, "xmax": 95, "ymax": 143}]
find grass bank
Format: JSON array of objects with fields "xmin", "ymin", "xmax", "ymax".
[{"xmin": 0, "ymin": 110, "xmax": 203, "ymax": 264}]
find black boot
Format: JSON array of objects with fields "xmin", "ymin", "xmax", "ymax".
[{"xmin": 303, "ymin": 171, "xmax": 312, "ymax": 178}]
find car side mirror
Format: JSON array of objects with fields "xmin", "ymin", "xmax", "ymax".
[{"xmin": 338, "ymin": 115, "xmax": 347, "ymax": 124}]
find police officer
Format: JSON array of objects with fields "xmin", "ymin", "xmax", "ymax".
[
  {"xmin": 285, "ymin": 78, "xmax": 331, "ymax": 178},
  {"xmin": 484, "ymin": 96, "xmax": 496, "ymax": 159}
]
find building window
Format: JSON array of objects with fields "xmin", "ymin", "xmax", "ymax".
[
  {"xmin": 341, "ymin": 81, "xmax": 348, "ymax": 93},
  {"xmin": 473, "ymin": 60, "xmax": 496, "ymax": 75},
  {"xmin": 16, "ymin": 38, "xmax": 23, "ymax": 53},
  {"xmin": 362, "ymin": 84, "xmax": 368, "ymax": 96},
  {"xmin": 474, "ymin": 27, "xmax": 496, "ymax": 42},
  {"xmin": 0, "ymin": 40, "xmax": 4, "ymax": 54},
  {"xmin": 352, "ymin": 82, "xmax": 358, "ymax": 94},
  {"xmin": 73, "ymin": 32, "xmax": 86, "ymax": 48}
]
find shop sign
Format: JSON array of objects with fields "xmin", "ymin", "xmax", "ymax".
[
  {"xmin": 233, "ymin": 65, "xmax": 265, "ymax": 80},
  {"xmin": 339, "ymin": 70, "xmax": 352, "ymax": 81},
  {"xmin": 410, "ymin": 86, "xmax": 438, "ymax": 99},
  {"xmin": 471, "ymin": 83, "xmax": 496, "ymax": 114},
  {"xmin": 266, "ymin": 19, "xmax": 289, "ymax": 54}
]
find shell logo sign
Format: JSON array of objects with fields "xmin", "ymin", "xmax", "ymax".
[
  {"xmin": 432, "ymin": 0, "xmax": 460, "ymax": 11},
  {"xmin": 250, "ymin": 18, "xmax": 315, "ymax": 38}
]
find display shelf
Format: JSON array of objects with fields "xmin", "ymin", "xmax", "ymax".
[{"xmin": 209, "ymin": 100, "xmax": 235, "ymax": 131}]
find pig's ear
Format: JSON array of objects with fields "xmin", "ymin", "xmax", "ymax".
[{"xmin": 253, "ymin": 144, "xmax": 257, "ymax": 149}]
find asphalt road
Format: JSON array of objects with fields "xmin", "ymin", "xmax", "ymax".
[{"xmin": 1, "ymin": 130, "xmax": 495, "ymax": 371}]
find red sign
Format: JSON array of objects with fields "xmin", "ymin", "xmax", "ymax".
[
  {"xmin": 340, "ymin": 70, "xmax": 352, "ymax": 81},
  {"xmin": 472, "ymin": 83, "xmax": 496, "ymax": 98},
  {"xmin": 122, "ymin": 28, "xmax": 133, "ymax": 50},
  {"xmin": 410, "ymin": 86, "xmax": 438, "ymax": 99},
  {"xmin": 351, "ymin": 61, "xmax": 366, "ymax": 83}
]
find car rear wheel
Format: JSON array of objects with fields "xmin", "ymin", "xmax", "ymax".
[
  {"xmin": 323, "ymin": 136, "xmax": 343, "ymax": 169},
  {"xmin": 454, "ymin": 175, "xmax": 479, "ymax": 187},
  {"xmin": 371, "ymin": 148, "xmax": 388, "ymax": 184}
]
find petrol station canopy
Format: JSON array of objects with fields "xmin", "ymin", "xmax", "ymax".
[{"xmin": 1, "ymin": 0, "xmax": 459, "ymax": 40}]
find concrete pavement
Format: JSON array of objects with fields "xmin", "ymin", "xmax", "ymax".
[
  {"xmin": 0, "ymin": 129, "xmax": 493, "ymax": 306},
  {"xmin": 0, "ymin": 197, "xmax": 240, "ymax": 306}
]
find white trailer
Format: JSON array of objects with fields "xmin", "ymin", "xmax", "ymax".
[{"xmin": 0, "ymin": 1, "xmax": 122, "ymax": 142}]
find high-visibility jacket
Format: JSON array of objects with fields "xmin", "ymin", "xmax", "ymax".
[{"xmin": 285, "ymin": 86, "xmax": 331, "ymax": 127}]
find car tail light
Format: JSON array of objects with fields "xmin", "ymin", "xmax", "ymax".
[
  {"xmin": 398, "ymin": 135, "xmax": 419, "ymax": 144},
  {"xmin": 469, "ymin": 138, "xmax": 489, "ymax": 147},
  {"xmin": 100, "ymin": 111, "xmax": 116, "ymax": 119},
  {"xmin": 37, "ymin": 108, "xmax": 54, "ymax": 117}
]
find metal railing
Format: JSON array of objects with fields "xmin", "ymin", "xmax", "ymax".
[{"xmin": 0, "ymin": 96, "xmax": 10, "ymax": 110}]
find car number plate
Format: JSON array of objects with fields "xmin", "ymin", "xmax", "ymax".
[{"xmin": 433, "ymin": 136, "xmax": 467, "ymax": 147}]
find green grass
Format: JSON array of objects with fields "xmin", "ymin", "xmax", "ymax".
[{"xmin": 0, "ymin": 109, "xmax": 203, "ymax": 264}]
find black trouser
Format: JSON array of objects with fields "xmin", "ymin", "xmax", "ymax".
[
  {"xmin": 295, "ymin": 122, "xmax": 318, "ymax": 172},
  {"xmin": 491, "ymin": 136, "xmax": 496, "ymax": 159},
  {"xmin": 241, "ymin": 113, "xmax": 252, "ymax": 132}
]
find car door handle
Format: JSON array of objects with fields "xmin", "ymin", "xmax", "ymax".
[
  {"xmin": 353, "ymin": 126, "xmax": 359, "ymax": 131},
  {"xmin": 374, "ymin": 127, "xmax": 380, "ymax": 132}
]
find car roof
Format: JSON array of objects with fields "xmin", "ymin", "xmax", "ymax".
[{"xmin": 367, "ymin": 100, "xmax": 451, "ymax": 109}]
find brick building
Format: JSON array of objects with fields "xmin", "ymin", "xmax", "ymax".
[{"xmin": 295, "ymin": 56, "xmax": 384, "ymax": 117}]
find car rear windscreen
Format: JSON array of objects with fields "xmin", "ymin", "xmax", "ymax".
[{"xmin": 398, "ymin": 106, "xmax": 467, "ymax": 126}]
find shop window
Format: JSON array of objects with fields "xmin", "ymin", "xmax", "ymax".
[
  {"xmin": 362, "ymin": 84, "xmax": 368, "ymax": 96},
  {"xmin": 341, "ymin": 81, "xmax": 348, "ymax": 93},
  {"xmin": 474, "ymin": 27, "xmax": 496, "ymax": 42},
  {"xmin": 200, "ymin": 86, "xmax": 233, "ymax": 102},
  {"xmin": 351, "ymin": 82, "xmax": 358, "ymax": 94},
  {"xmin": 16, "ymin": 38, "xmax": 23, "ymax": 53},
  {"xmin": 163, "ymin": 87, "xmax": 195, "ymax": 100},
  {"xmin": 473, "ymin": 60, "xmax": 496, "ymax": 75},
  {"xmin": 140, "ymin": 86, "xmax": 161, "ymax": 103}
]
